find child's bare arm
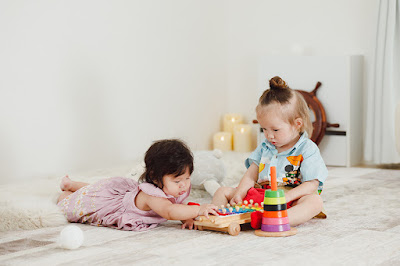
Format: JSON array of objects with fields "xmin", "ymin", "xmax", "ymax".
[
  {"xmin": 230, "ymin": 163, "xmax": 259, "ymax": 205},
  {"xmin": 285, "ymin": 179, "xmax": 319, "ymax": 202},
  {"xmin": 145, "ymin": 195, "xmax": 219, "ymax": 220}
]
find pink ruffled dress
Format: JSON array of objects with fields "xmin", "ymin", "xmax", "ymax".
[{"xmin": 57, "ymin": 177, "xmax": 190, "ymax": 231}]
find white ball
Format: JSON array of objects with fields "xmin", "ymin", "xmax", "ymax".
[{"xmin": 58, "ymin": 225, "xmax": 84, "ymax": 250}]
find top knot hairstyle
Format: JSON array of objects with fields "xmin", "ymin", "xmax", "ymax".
[
  {"xmin": 259, "ymin": 76, "xmax": 292, "ymax": 106},
  {"xmin": 257, "ymin": 76, "xmax": 313, "ymax": 136},
  {"xmin": 270, "ymin": 76, "xmax": 288, "ymax": 89},
  {"xmin": 139, "ymin": 139, "xmax": 194, "ymax": 189}
]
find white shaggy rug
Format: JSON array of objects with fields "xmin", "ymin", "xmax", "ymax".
[
  {"xmin": 1, "ymin": 152, "xmax": 400, "ymax": 265},
  {"xmin": 0, "ymin": 151, "xmax": 250, "ymax": 232}
]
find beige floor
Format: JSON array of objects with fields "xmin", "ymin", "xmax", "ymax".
[{"xmin": 1, "ymin": 166, "xmax": 400, "ymax": 265}]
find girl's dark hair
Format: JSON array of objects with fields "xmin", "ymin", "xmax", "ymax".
[
  {"xmin": 139, "ymin": 139, "xmax": 193, "ymax": 188},
  {"xmin": 256, "ymin": 76, "xmax": 312, "ymax": 136}
]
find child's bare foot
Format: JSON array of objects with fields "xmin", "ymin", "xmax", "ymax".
[{"xmin": 60, "ymin": 175, "xmax": 71, "ymax": 191}]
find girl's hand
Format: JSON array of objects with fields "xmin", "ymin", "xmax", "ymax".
[
  {"xmin": 181, "ymin": 219, "xmax": 196, "ymax": 230},
  {"xmin": 198, "ymin": 204, "xmax": 219, "ymax": 219},
  {"xmin": 230, "ymin": 194, "xmax": 243, "ymax": 205}
]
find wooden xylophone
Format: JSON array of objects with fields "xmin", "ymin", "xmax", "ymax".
[{"xmin": 194, "ymin": 200, "xmax": 262, "ymax": 236}]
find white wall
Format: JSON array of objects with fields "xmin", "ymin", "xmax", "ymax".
[
  {"xmin": 225, "ymin": 0, "xmax": 378, "ymax": 122},
  {"xmin": 0, "ymin": 0, "xmax": 379, "ymax": 185},
  {"xmin": 0, "ymin": 1, "xmax": 228, "ymax": 184}
]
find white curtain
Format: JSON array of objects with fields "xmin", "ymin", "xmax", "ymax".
[{"xmin": 364, "ymin": 0, "xmax": 400, "ymax": 164}]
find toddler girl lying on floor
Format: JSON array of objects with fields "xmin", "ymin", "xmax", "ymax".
[{"xmin": 57, "ymin": 139, "xmax": 218, "ymax": 231}]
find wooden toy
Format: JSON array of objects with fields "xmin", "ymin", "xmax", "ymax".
[
  {"xmin": 194, "ymin": 202, "xmax": 262, "ymax": 236},
  {"xmin": 255, "ymin": 166, "xmax": 297, "ymax": 237}
]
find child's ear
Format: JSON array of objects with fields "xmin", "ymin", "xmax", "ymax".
[{"xmin": 294, "ymin": 118, "xmax": 303, "ymax": 130}]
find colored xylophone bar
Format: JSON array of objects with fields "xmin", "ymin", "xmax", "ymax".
[{"xmin": 217, "ymin": 199, "xmax": 263, "ymax": 216}]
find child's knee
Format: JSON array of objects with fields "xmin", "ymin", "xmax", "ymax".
[
  {"xmin": 310, "ymin": 194, "xmax": 323, "ymax": 212},
  {"xmin": 298, "ymin": 194, "xmax": 323, "ymax": 212}
]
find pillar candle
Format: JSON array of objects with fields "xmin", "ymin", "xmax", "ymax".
[
  {"xmin": 213, "ymin": 132, "xmax": 232, "ymax": 151},
  {"xmin": 233, "ymin": 124, "xmax": 253, "ymax": 152},
  {"xmin": 223, "ymin": 114, "xmax": 243, "ymax": 133}
]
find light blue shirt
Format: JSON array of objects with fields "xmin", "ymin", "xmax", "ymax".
[{"xmin": 245, "ymin": 132, "xmax": 328, "ymax": 192}]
